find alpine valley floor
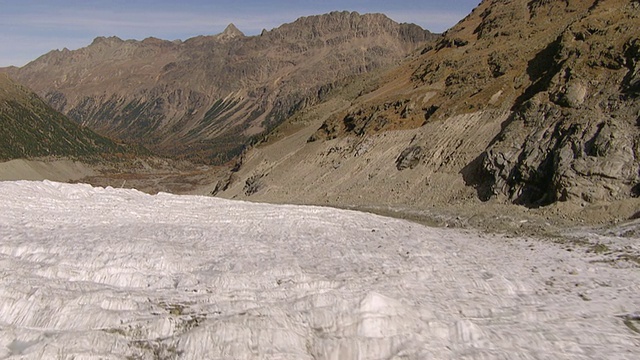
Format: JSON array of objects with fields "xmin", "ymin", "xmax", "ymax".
[{"xmin": 0, "ymin": 180, "xmax": 639, "ymax": 359}]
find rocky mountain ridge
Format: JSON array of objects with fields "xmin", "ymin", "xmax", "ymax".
[
  {"xmin": 2, "ymin": 11, "xmax": 435, "ymax": 163},
  {"xmin": 212, "ymin": 0, "xmax": 640, "ymax": 220}
]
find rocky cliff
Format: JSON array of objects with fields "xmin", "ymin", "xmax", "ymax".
[
  {"xmin": 2, "ymin": 12, "xmax": 435, "ymax": 163},
  {"xmin": 213, "ymin": 0, "xmax": 639, "ymax": 220},
  {"xmin": 0, "ymin": 74, "xmax": 132, "ymax": 161},
  {"xmin": 479, "ymin": 0, "xmax": 640, "ymax": 206}
]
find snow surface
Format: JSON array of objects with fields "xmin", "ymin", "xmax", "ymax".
[{"xmin": 0, "ymin": 180, "xmax": 638, "ymax": 359}]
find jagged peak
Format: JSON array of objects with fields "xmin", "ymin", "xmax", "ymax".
[
  {"xmin": 90, "ymin": 36, "xmax": 124, "ymax": 46},
  {"xmin": 294, "ymin": 11, "xmax": 392, "ymax": 24},
  {"xmin": 269, "ymin": 11, "xmax": 431, "ymax": 42},
  {"xmin": 216, "ymin": 23, "xmax": 245, "ymax": 41},
  {"xmin": 224, "ymin": 23, "xmax": 244, "ymax": 36}
]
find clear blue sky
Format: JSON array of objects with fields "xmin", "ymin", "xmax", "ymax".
[{"xmin": 0, "ymin": 0, "xmax": 480, "ymax": 67}]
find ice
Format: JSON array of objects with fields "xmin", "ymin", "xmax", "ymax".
[{"xmin": 0, "ymin": 180, "xmax": 638, "ymax": 359}]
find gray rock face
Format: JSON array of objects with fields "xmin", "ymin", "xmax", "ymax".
[
  {"xmin": 244, "ymin": 174, "xmax": 265, "ymax": 196},
  {"xmin": 476, "ymin": 0, "xmax": 640, "ymax": 207},
  {"xmin": 482, "ymin": 93, "xmax": 639, "ymax": 206},
  {"xmin": 558, "ymin": 81, "xmax": 587, "ymax": 108},
  {"xmin": 624, "ymin": 39, "xmax": 640, "ymax": 95},
  {"xmin": 396, "ymin": 146, "xmax": 423, "ymax": 170}
]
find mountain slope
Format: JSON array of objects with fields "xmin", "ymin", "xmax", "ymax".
[
  {"xmin": 2, "ymin": 12, "xmax": 435, "ymax": 163},
  {"xmin": 478, "ymin": 0, "xmax": 640, "ymax": 205},
  {"xmin": 213, "ymin": 0, "xmax": 639, "ymax": 220},
  {"xmin": 0, "ymin": 74, "xmax": 131, "ymax": 161}
]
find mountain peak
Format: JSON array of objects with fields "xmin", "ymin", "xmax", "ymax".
[
  {"xmin": 217, "ymin": 23, "xmax": 245, "ymax": 41},
  {"xmin": 90, "ymin": 36, "xmax": 124, "ymax": 46},
  {"xmin": 7, "ymin": 11, "xmax": 435, "ymax": 162}
]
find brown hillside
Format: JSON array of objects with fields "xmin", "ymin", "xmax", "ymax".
[
  {"xmin": 2, "ymin": 12, "xmax": 435, "ymax": 164},
  {"xmin": 213, "ymin": 0, "xmax": 640, "ymax": 225}
]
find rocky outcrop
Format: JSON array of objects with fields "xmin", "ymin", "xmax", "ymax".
[
  {"xmin": 396, "ymin": 146, "xmax": 423, "ymax": 170},
  {"xmin": 480, "ymin": 2, "xmax": 640, "ymax": 205},
  {"xmin": 482, "ymin": 100, "xmax": 640, "ymax": 205}
]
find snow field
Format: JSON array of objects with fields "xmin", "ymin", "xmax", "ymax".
[{"xmin": 0, "ymin": 180, "xmax": 638, "ymax": 359}]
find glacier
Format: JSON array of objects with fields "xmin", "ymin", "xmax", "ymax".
[{"xmin": 0, "ymin": 180, "xmax": 638, "ymax": 359}]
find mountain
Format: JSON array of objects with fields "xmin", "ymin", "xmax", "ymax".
[
  {"xmin": 212, "ymin": 0, "xmax": 640, "ymax": 218},
  {"xmin": 2, "ymin": 12, "xmax": 435, "ymax": 164},
  {"xmin": 0, "ymin": 73, "xmax": 132, "ymax": 161}
]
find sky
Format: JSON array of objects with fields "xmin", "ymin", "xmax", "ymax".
[{"xmin": 0, "ymin": 0, "xmax": 480, "ymax": 67}]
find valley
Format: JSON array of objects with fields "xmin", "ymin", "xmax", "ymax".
[
  {"xmin": 2, "ymin": 12, "xmax": 435, "ymax": 163},
  {"xmin": 1, "ymin": 0, "xmax": 639, "ymax": 241},
  {"xmin": 0, "ymin": 1, "xmax": 639, "ymax": 358}
]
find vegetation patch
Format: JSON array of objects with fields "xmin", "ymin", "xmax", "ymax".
[{"xmin": 0, "ymin": 96, "xmax": 131, "ymax": 161}]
